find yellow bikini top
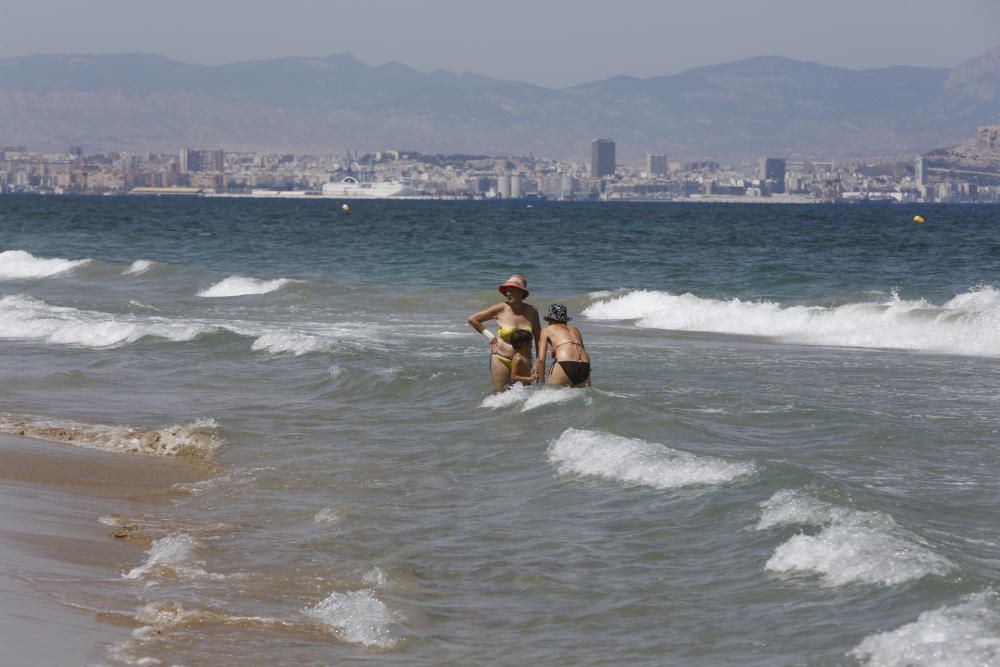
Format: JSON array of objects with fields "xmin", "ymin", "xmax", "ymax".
[{"xmin": 496, "ymin": 325, "xmax": 532, "ymax": 342}]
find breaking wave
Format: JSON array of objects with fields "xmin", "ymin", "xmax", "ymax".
[
  {"xmin": 584, "ymin": 286, "xmax": 1000, "ymax": 357},
  {"xmin": 123, "ymin": 259, "xmax": 158, "ymax": 275},
  {"xmin": 851, "ymin": 590, "xmax": 1000, "ymax": 666},
  {"xmin": 305, "ymin": 589, "xmax": 401, "ymax": 649},
  {"xmin": 0, "ymin": 294, "xmax": 345, "ymax": 356},
  {"xmin": 480, "ymin": 384, "xmax": 589, "ymax": 411},
  {"xmin": 755, "ymin": 489, "xmax": 954, "ymax": 587},
  {"xmin": 548, "ymin": 428, "xmax": 754, "ymax": 490},
  {"xmin": 0, "ymin": 249, "xmax": 91, "ymax": 279},
  {"xmin": 197, "ymin": 275, "xmax": 303, "ymax": 298},
  {"xmin": 251, "ymin": 331, "xmax": 329, "ymax": 356},
  {"xmin": 0, "ymin": 413, "xmax": 223, "ymax": 457},
  {"xmin": 124, "ymin": 533, "xmax": 221, "ymax": 580},
  {"xmin": 0, "ymin": 294, "xmax": 215, "ymax": 347}
]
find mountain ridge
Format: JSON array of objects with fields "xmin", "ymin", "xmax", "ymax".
[{"xmin": 0, "ymin": 50, "xmax": 997, "ymax": 160}]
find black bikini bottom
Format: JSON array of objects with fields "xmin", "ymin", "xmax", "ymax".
[{"xmin": 557, "ymin": 361, "xmax": 591, "ymax": 385}]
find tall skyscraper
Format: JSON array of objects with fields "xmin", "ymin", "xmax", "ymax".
[
  {"xmin": 759, "ymin": 158, "xmax": 786, "ymax": 194},
  {"xmin": 646, "ymin": 153, "xmax": 668, "ymax": 176},
  {"xmin": 591, "ymin": 139, "xmax": 616, "ymax": 178},
  {"xmin": 180, "ymin": 148, "xmax": 225, "ymax": 173},
  {"xmin": 914, "ymin": 157, "xmax": 926, "ymax": 186}
]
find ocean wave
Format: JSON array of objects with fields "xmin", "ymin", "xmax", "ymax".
[
  {"xmin": 547, "ymin": 428, "xmax": 754, "ymax": 490},
  {"xmin": 851, "ymin": 590, "xmax": 1000, "ymax": 666},
  {"xmin": 122, "ymin": 259, "xmax": 158, "ymax": 275},
  {"xmin": 480, "ymin": 384, "xmax": 589, "ymax": 411},
  {"xmin": 0, "ymin": 249, "xmax": 91, "ymax": 279},
  {"xmin": 124, "ymin": 533, "xmax": 224, "ymax": 580},
  {"xmin": 251, "ymin": 331, "xmax": 329, "ymax": 356},
  {"xmin": 305, "ymin": 589, "xmax": 400, "ymax": 649},
  {"xmin": 197, "ymin": 275, "xmax": 303, "ymax": 298},
  {"xmin": 584, "ymin": 286, "xmax": 1000, "ymax": 357},
  {"xmin": 313, "ymin": 507, "xmax": 341, "ymax": 525},
  {"xmin": 756, "ymin": 489, "xmax": 954, "ymax": 587},
  {"xmin": 0, "ymin": 294, "xmax": 216, "ymax": 347},
  {"xmin": 0, "ymin": 413, "xmax": 223, "ymax": 457},
  {"xmin": 110, "ymin": 601, "xmax": 286, "ymax": 664}
]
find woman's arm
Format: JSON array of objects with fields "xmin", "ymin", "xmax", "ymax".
[
  {"xmin": 528, "ymin": 306, "xmax": 543, "ymax": 359},
  {"xmin": 468, "ymin": 303, "xmax": 505, "ymax": 350},
  {"xmin": 534, "ymin": 327, "xmax": 549, "ymax": 380}
]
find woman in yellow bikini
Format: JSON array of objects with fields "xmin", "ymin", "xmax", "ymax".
[{"xmin": 467, "ymin": 274, "xmax": 542, "ymax": 392}]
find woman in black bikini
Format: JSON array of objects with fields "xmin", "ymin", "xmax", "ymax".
[{"xmin": 535, "ymin": 304, "xmax": 591, "ymax": 388}]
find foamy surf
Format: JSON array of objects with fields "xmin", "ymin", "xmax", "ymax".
[
  {"xmin": 584, "ymin": 286, "xmax": 1000, "ymax": 358},
  {"xmin": 0, "ymin": 414, "xmax": 223, "ymax": 457},
  {"xmin": 480, "ymin": 384, "xmax": 589, "ymax": 411},
  {"xmin": 123, "ymin": 259, "xmax": 158, "ymax": 275},
  {"xmin": 548, "ymin": 428, "xmax": 754, "ymax": 490},
  {"xmin": 305, "ymin": 589, "xmax": 401, "ymax": 649},
  {"xmin": 851, "ymin": 590, "xmax": 1000, "ymax": 666},
  {"xmin": 251, "ymin": 331, "xmax": 329, "ymax": 356},
  {"xmin": 197, "ymin": 275, "xmax": 303, "ymax": 298},
  {"xmin": 0, "ymin": 249, "xmax": 91, "ymax": 279},
  {"xmin": 0, "ymin": 294, "xmax": 215, "ymax": 348},
  {"xmin": 756, "ymin": 489, "xmax": 954, "ymax": 587},
  {"xmin": 124, "ymin": 533, "xmax": 221, "ymax": 580}
]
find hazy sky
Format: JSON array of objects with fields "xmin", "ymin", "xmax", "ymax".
[{"xmin": 2, "ymin": 0, "xmax": 998, "ymax": 87}]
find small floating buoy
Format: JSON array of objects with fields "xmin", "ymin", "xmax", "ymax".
[
  {"xmin": 342, "ymin": 204, "xmax": 350, "ymax": 213},
  {"xmin": 913, "ymin": 215, "xmax": 925, "ymax": 223}
]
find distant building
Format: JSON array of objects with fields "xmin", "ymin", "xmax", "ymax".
[
  {"xmin": 179, "ymin": 148, "xmax": 225, "ymax": 173},
  {"xmin": 497, "ymin": 173, "xmax": 511, "ymax": 198},
  {"xmin": 914, "ymin": 156, "xmax": 926, "ymax": 186},
  {"xmin": 510, "ymin": 173, "xmax": 522, "ymax": 198},
  {"xmin": 591, "ymin": 139, "xmax": 615, "ymax": 178},
  {"xmin": 646, "ymin": 153, "xmax": 668, "ymax": 176},
  {"xmin": 759, "ymin": 157, "xmax": 786, "ymax": 194},
  {"xmin": 69, "ymin": 145, "xmax": 83, "ymax": 157},
  {"xmin": 560, "ymin": 174, "xmax": 575, "ymax": 199}
]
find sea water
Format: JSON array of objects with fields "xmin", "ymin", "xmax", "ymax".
[{"xmin": 2, "ymin": 196, "xmax": 1000, "ymax": 665}]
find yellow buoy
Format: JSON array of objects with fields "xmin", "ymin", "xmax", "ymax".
[
  {"xmin": 342, "ymin": 204, "xmax": 350, "ymax": 213},
  {"xmin": 913, "ymin": 215, "xmax": 925, "ymax": 223}
]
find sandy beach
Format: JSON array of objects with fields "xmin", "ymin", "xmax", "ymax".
[{"xmin": 0, "ymin": 432, "xmax": 205, "ymax": 664}]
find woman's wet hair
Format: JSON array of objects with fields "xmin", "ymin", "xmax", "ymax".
[{"xmin": 510, "ymin": 329, "xmax": 532, "ymax": 350}]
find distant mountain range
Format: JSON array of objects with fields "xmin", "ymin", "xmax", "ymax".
[{"xmin": 1, "ymin": 47, "xmax": 999, "ymax": 161}]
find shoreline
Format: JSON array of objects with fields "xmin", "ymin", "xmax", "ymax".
[{"xmin": 0, "ymin": 432, "xmax": 207, "ymax": 664}]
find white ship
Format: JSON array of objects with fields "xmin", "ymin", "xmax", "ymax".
[{"xmin": 321, "ymin": 176, "xmax": 420, "ymax": 199}]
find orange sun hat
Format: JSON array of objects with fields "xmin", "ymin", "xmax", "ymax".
[{"xmin": 498, "ymin": 273, "xmax": 529, "ymax": 297}]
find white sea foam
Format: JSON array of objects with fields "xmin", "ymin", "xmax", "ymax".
[
  {"xmin": 480, "ymin": 384, "xmax": 588, "ymax": 412},
  {"xmin": 756, "ymin": 489, "xmax": 954, "ymax": 587},
  {"xmin": 305, "ymin": 589, "xmax": 400, "ymax": 648},
  {"xmin": 0, "ymin": 249, "xmax": 91, "ymax": 279},
  {"xmin": 313, "ymin": 507, "xmax": 341, "ymax": 525},
  {"xmin": 0, "ymin": 413, "xmax": 223, "ymax": 457},
  {"xmin": 851, "ymin": 591, "xmax": 1000, "ymax": 666},
  {"xmin": 124, "ymin": 534, "xmax": 217, "ymax": 580},
  {"xmin": 123, "ymin": 259, "xmax": 157, "ymax": 275},
  {"xmin": 363, "ymin": 567, "xmax": 388, "ymax": 587},
  {"xmin": 251, "ymin": 331, "xmax": 328, "ymax": 356},
  {"xmin": 548, "ymin": 428, "xmax": 754, "ymax": 490},
  {"xmin": 0, "ymin": 294, "xmax": 215, "ymax": 348},
  {"xmin": 584, "ymin": 286, "xmax": 1000, "ymax": 357},
  {"xmin": 197, "ymin": 275, "xmax": 302, "ymax": 298}
]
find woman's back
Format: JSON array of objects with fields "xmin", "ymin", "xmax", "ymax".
[{"xmin": 547, "ymin": 324, "xmax": 590, "ymax": 363}]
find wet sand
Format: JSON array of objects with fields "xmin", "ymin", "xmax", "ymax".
[{"xmin": 0, "ymin": 433, "xmax": 206, "ymax": 665}]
